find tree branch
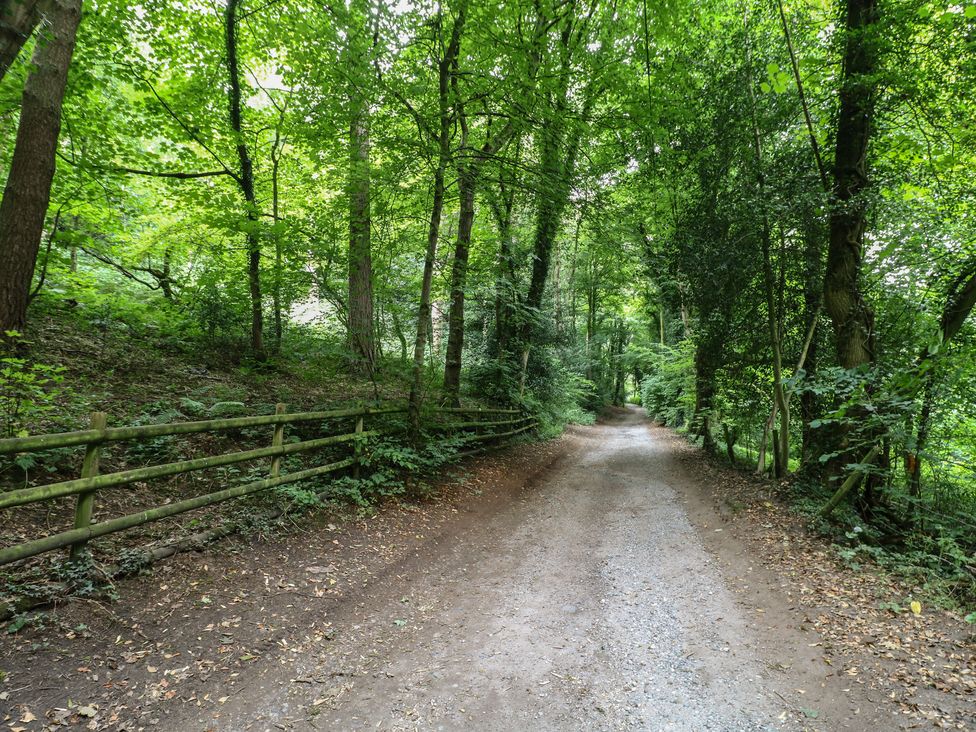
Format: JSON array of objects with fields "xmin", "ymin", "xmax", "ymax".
[
  {"xmin": 124, "ymin": 64, "xmax": 241, "ymax": 184},
  {"xmin": 57, "ymin": 153, "xmax": 233, "ymax": 180}
]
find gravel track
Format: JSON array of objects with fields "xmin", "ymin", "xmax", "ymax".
[{"xmin": 198, "ymin": 409, "xmax": 864, "ymax": 731}]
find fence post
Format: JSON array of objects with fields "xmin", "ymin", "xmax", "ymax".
[
  {"xmin": 353, "ymin": 405, "xmax": 365, "ymax": 479},
  {"xmin": 270, "ymin": 403, "xmax": 286, "ymax": 478},
  {"xmin": 70, "ymin": 411, "xmax": 107, "ymax": 561}
]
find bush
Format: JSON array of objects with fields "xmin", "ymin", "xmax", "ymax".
[
  {"xmin": 639, "ymin": 341, "xmax": 695, "ymax": 427},
  {"xmin": 0, "ymin": 333, "xmax": 67, "ymax": 437}
]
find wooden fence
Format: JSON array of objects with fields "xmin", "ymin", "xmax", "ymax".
[{"xmin": 0, "ymin": 404, "xmax": 536, "ymax": 567}]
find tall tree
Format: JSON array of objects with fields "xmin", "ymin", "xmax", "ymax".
[
  {"xmin": 441, "ymin": 5, "xmax": 548, "ymax": 406},
  {"xmin": 224, "ymin": 0, "xmax": 265, "ymax": 360},
  {"xmin": 345, "ymin": 0, "xmax": 376, "ymax": 372},
  {"xmin": 406, "ymin": 1, "xmax": 466, "ymax": 429},
  {"xmin": 0, "ymin": 0, "xmax": 82, "ymax": 334},
  {"xmin": 823, "ymin": 0, "xmax": 879, "ymax": 371},
  {"xmin": 0, "ymin": 0, "xmax": 47, "ymax": 82},
  {"xmin": 516, "ymin": 9, "xmax": 596, "ymax": 393}
]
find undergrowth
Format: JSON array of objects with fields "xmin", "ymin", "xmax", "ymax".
[{"xmin": 789, "ymin": 480, "xmax": 976, "ymax": 617}]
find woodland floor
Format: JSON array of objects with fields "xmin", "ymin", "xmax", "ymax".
[{"xmin": 1, "ymin": 408, "xmax": 974, "ymax": 731}]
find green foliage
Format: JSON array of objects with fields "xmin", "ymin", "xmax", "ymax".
[
  {"xmin": 0, "ymin": 334, "xmax": 67, "ymax": 438},
  {"xmin": 273, "ymin": 481, "xmax": 322, "ymax": 509},
  {"xmin": 52, "ymin": 554, "xmax": 117, "ymax": 600},
  {"xmin": 639, "ymin": 342, "xmax": 695, "ymax": 427},
  {"xmin": 6, "ymin": 613, "xmax": 42, "ymax": 635},
  {"xmin": 208, "ymin": 401, "xmax": 247, "ymax": 417},
  {"xmin": 791, "ymin": 478, "xmax": 976, "ymax": 606},
  {"xmin": 115, "ymin": 547, "xmax": 154, "ymax": 576},
  {"xmin": 321, "ymin": 434, "xmax": 465, "ymax": 509},
  {"xmin": 523, "ymin": 359, "xmax": 599, "ymax": 437}
]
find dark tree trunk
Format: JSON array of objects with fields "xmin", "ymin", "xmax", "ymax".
[
  {"xmin": 823, "ymin": 0, "xmax": 878, "ymax": 371},
  {"xmin": 0, "ymin": 0, "xmax": 47, "ymax": 82},
  {"xmin": 489, "ymin": 163, "xmax": 519, "ymax": 376},
  {"xmin": 442, "ymin": 164, "xmax": 475, "ymax": 406},
  {"xmin": 612, "ymin": 320, "xmax": 626, "ymax": 406},
  {"xmin": 346, "ymin": 0, "xmax": 375, "ymax": 371},
  {"xmin": 0, "ymin": 0, "xmax": 82, "ymax": 335},
  {"xmin": 270, "ymin": 125, "xmax": 284, "ymax": 353},
  {"xmin": 407, "ymin": 4, "xmax": 466, "ymax": 431},
  {"xmin": 694, "ymin": 347, "xmax": 718, "ymax": 454},
  {"xmin": 723, "ymin": 424, "xmax": 737, "ymax": 465},
  {"xmin": 518, "ymin": 89, "xmax": 593, "ymax": 386},
  {"xmin": 224, "ymin": 0, "xmax": 265, "ymax": 361},
  {"xmin": 347, "ymin": 105, "xmax": 374, "ymax": 371},
  {"xmin": 820, "ymin": 0, "xmax": 879, "ymax": 501},
  {"xmin": 159, "ymin": 247, "xmax": 174, "ymax": 301}
]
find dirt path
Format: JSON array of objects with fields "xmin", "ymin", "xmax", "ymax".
[
  {"xmin": 2, "ymin": 408, "xmax": 896, "ymax": 731},
  {"xmin": 180, "ymin": 408, "xmax": 883, "ymax": 731}
]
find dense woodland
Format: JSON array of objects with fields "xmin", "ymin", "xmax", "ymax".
[{"xmin": 0, "ymin": 0, "xmax": 975, "ymax": 600}]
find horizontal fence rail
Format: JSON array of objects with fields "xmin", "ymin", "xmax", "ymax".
[
  {"xmin": 0, "ymin": 405, "xmax": 407, "ymax": 455},
  {"xmin": 0, "ymin": 402, "xmax": 537, "ymax": 567}
]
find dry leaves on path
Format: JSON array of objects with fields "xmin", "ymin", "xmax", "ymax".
[{"xmin": 667, "ymin": 432, "xmax": 975, "ymax": 730}]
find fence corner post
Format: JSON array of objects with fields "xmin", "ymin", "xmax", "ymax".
[
  {"xmin": 353, "ymin": 403, "xmax": 365, "ymax": 480},
  {"xmin": 270, "ymin": 403, "xmax": 286, "ymax": 479},
  {"xmin": 70, "ymin": 411, "xmax": 108, "ymax": 561}
]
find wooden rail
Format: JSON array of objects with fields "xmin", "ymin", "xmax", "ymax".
[{"xmin": 0, "ymin": 403, "xmax": 535, "ymax": 567}]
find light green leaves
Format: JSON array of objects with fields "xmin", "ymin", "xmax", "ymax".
[{"xmin": 761, "ymin": 63, "xmax": 790, "ymax": 94}]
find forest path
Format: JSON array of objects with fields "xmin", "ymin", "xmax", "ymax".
[
  {"xmin": 189, "ymin": 408, "xmax": 882, "ymax": 732},
  {"xmin": 3, "ymin": 408, "xmax": 898, "ymax": 731}
]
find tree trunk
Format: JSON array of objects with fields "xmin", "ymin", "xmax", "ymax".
[
  {"xmin": 613, "ymin": 320, "xmax": 626, "ymax": 405},
  {"xmin": 723, "ymin": 424, "xmax": 737, "ymax": 465},
  {"xmin": 823, "ymin": 0, "xmax": 878, "ymax": 371},
  {"xmin": 270, "ymin": 125, "xmax": 284, "ymax": 353},
  {"xmin": 820, "ymin": 0, "xmax": 879, "ymax": 503},
  {"xmin": 489, "ymin": 162, "xmax": 519, "ymax": 376},
  {"xmin": 694, "ymin": 343, "xmax": 718, "ymax": 454},
  {"xmin": 763, "ymin": 231, "xmax": 789, "ymax": 478},
  {"xmin": 407, "ymin": 4, "xmax": 466, "ymax": 431},
  {"xmin": 516, "ymin": 19, "xmax": 594, "ymax": 386},
  {"xmin": 160, "ymin": 247, "xmax": 174, "ymax": 301},
  {"xmin": 443, "ymin": 164, "xmax": 475, "ymax": 406},
  {"xmin": 347, "ymin": 102, "xmax": 374, "ymax": 371},
  {"xmin": 0, "ymin": 0, "xmax": 47, "ymax": 82},
  {"xmin": 0, "ymin": 0, "xmax": 82, "ymax": 334},
  {"xmin": 345, "ymin": 0, "xmax": 375, "ymax": 371},
  {"xmin": 744, "ymin": 8, "xmax": 789, "ymax": 477},
  {"xmin": 224, "ymin": 0, "xmax": 265, "ymax": 361}
]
